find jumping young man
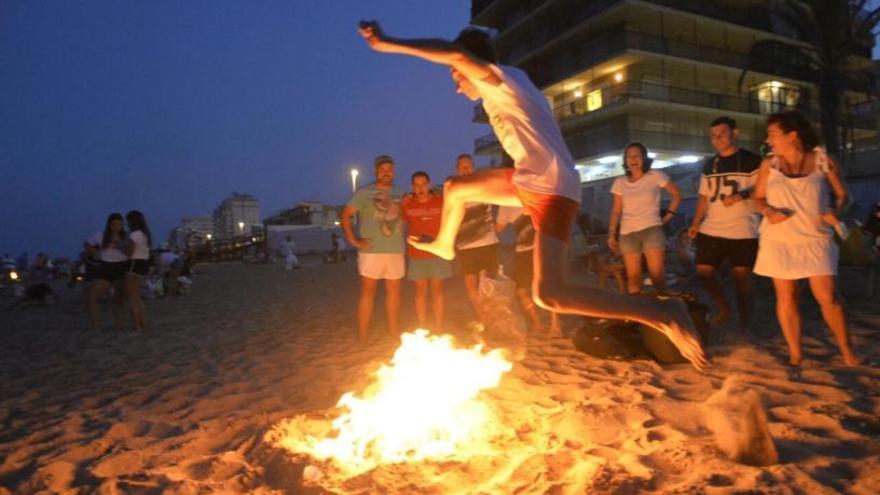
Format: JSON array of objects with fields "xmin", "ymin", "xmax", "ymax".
[{"xmin": 357, "ymin": 22, "xmax": 707, "ymax": 368}]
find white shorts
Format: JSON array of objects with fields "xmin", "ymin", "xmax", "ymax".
[{"xmin": 357, "ymin": 252, "xmax": 405, "ymax": 280}]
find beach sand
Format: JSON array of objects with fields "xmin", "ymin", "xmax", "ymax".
[{"xmin": 1, "ymin": 258, "xmax": 878, "ymax": 494}]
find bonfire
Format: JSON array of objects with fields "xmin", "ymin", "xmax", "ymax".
[{"xmin": 267, "ymin": 329, "xmax": 514, "ymax": 486}]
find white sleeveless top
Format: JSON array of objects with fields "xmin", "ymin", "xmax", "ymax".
[{"xmin": 753, "ymin": 147, "xmax": 838, "ymax": 280}]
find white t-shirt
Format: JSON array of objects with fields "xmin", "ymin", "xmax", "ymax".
[
  {"xmin": 697, "ymin": 149, "xmax": 762, "ymax": 239},
  {"xmin": 129, "ymin": 230, "xmax": 150, "ymax": 260},
  {"xmin": 87, "ymin": 231, "xmax": 127, "ymax": 262},
  {"xmin": 471, "ymin": 65, "xmax": 581, "ymax": 203},
  {"xmin": 611, "ymin": 170, "xmax": 669, "ymax": 235}
]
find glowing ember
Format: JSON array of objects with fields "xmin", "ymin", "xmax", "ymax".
[{"xmin": 269, "ymin": 329, "xmax": 512, "ymax": 474}]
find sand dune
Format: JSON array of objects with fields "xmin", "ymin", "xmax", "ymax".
[{"xmin": 1, "ymin": 260, "xmax": 878, "ymax": 494}]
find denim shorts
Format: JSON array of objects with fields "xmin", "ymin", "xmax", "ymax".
[
  {"xmin": 619, "ymin": 225, "xmax": 666, "ymax": 255},
  {"xmin": 407, "ymin": 257, "xmax": 453, "ymax": 281}
]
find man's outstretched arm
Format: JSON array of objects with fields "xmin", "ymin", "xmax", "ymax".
[{"xmin": 358, "ymin": 21, "xmax": 500, "ymax": 85}]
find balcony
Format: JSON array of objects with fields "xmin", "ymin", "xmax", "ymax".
[
  {"xmin": 551, "ymin": 80, "xmax": 876, "ymax": 131},
  {"xmin": 474, "ymin": 132, "xmax": 501, "ymax": 155},
  {"xmin": 525, "ymin": 29, "xmax": 817, "ymax": 88}
]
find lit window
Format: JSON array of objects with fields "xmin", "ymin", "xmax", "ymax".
[{"xmin": 587, "ymin": 89, "xmax": 603, "ymax": 111}]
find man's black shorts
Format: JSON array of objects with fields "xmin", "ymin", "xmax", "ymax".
[
  {"xmin": 695, "ymin": 233, "xmax": 758, "ymax": 269},
  {"xmin": 511, "ymin": 250, "xmax": 534, "ymax": 290},
  {"xmin": 456, "ymin": 244, "xmax": 499, "ymax": 276}
]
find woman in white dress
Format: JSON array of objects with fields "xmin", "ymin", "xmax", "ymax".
[{"xmin": 753, "ymin": 111, "xmax": 858, "ymax": 367}]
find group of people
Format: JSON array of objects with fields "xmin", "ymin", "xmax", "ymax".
[
  {"xmin": 352, "ymin": 20, "xmax": 868, "ymax": 370},
  {"xmin": 608, "ymin": 114, "xmax": 858, "ymax": 368},
  {"xmin": 340, "ymin": 153, "xmax": 560, "ymax": 341},
  {"xmin": 83, "ymin": 210, "xmax": 153, "ymax": 332}
]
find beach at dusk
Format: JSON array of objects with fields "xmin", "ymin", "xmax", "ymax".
[{"xmin": 1, "ymin": 260, "xmax": 877, "ymax": 493}]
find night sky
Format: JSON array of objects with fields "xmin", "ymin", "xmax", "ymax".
[{"xmin": 0, "ymin": 0, "xmax": 478, "ymax": 256}]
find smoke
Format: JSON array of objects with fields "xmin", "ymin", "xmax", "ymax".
[{"xmin": 702, "ymin": 375, "xmax": 778, "ymax": 466}]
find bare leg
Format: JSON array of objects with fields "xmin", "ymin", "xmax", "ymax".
[
  {"xmin": 413, "ymin": 279, "xmax": 429, "ymax": 329},
  {"xmin": 430, "ymin": 278, "xmax": 445, "ymax": 332},
  {"xmin": 385, "ymin": 278, "xmax": 401, "ymax": 336},
  {"xmin": 516, "ymin": 287, "xmax": 543, "ymax": 331},
  {"xmin": 808, "ymin": 275, "xmax": 859, "ymax": 366},
  {"xmin": 622, "ymin": 253, "xmax": 643, "ymax": 294},
  {"xmin": 124, "ymin": 274, "xmax": 145, "ymax": 331},
  {"xmin": 532, "ymin": 232, "xmax": 707, "ymax": 369},
  {"xmin": 696, "ymin": 264, "xmax": 731, "ymax": 325},
  {"xmin": 772, "ymin": 278, "xmax": 801, "ymax": 366},
  {"xmin": 111, "ymin": 279, "xmax": 125, "ymax": 331},
  {"xmin": 409, "ymin": 168, "xmax": 521, "ymax": 260},
  {"xmin": 463, "ymin": 273, "xmax": 483, "ymax": 321},
  {"xmin": 644, "ymin": 247, "xmax": 666, "ymax": 291},
  {"xmin": 87, "ymin": 279, "xmax": 111, "ymax": 330},
  {"xmin": 731, "ymin": 267, "xmax": 753, "ymax": 331},
  {"xmin": 357, "ymin": 276, "xmax": 377, "ymax": 340}
]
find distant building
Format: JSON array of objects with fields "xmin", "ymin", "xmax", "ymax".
[
  {"xmin": 213, "ymin": 192, "xmax": 260, "ymax": 239},
  {"xmin": 469, "ymin": 0, "xmax": 877, "ymax": 221},
  {"xmin": 263, "ymin": 201, "xmax": 343, "ymax": 257},
  {"xmin": 263, "ymin": 201, "xmax": 341, "ymax": 228},
  {"xmin": 168, "ymin": 216, "xmax": 214, "ymax": 250}
]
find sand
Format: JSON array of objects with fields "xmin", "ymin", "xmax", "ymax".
[{"xmin": 0, "ymin": 258, "xmax": 878, "ymax": 494}]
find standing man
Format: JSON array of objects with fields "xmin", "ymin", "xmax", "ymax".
[
  {"xmin": 401, "ymin": 171, "xmax": 452, "ymax": 330},
  {"xmin": 358, "ymin": 22, "xmax": 706, "ymax": 368},
  {"xmin": 453, "ymin": 154, "xmax": 500, "ymax": 322},
  {"xmin": 495, "ymin": 205, "xmax": 561, "ymax": 337},
  {"xmin": 688, "ymin": 116, "xmax": 762, "ymax": 332},
  {"xmin": 340, "ymin": 155, "xmax": 405, "ymax": 340}
]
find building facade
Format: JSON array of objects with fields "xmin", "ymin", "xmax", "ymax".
[
  {"xmin": 213, "ymin": 193, "xmax": 260, "ymax": 240},
  {"xmin": 470, "ymin": 0, "xmax": 877, "ymax": 222},
  {"xmin": 168, "ymin": 216, "xmax": 215, "ymax": 250}
]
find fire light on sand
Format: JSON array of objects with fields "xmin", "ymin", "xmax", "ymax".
[{"xmin": 267, "ymin": 329, "xmax": 516, "ymax": 488}]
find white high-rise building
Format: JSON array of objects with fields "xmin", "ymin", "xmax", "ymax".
[{"xmin": 213, "ymin": 193, "xmax": 260, "ymax": 240}]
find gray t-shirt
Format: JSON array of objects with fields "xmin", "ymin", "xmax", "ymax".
[{"xmin": 346, "ymin": 183, "xmax": 405, "ymax": 254}]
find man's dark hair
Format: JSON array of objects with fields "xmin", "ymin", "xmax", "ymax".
[
  {"xmin": 453, "ymin": 28, "xmax": 496, "ymax": 64},
  {"xmin": 710, "ymin": 116, "xmax": 737, "ymax": 130},
  {"xmin": 411, "ymin": 171, "xmax": 430, "ymax": 183},
  {"xmin": 767, "ymin": 110, "xmax": 821, "ymax": 151},
  {"xmin": 456, "ymin": 153, "xmax": 473, "ymax": 162}
]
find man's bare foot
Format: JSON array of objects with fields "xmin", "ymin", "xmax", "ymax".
[
  {"xmin": 842, "ymin": 350, "xmax": 860, "ymax": 367},
  {"xmin": 407, "ymin": 236, "xmax": 455, "ymax": 260},
  {"xmin": 652, "ymin": 300, "xmax": 709, "ymax": 370}
]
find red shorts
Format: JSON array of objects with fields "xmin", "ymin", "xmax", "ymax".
[{"xmin": 504, "ymin": 168, "xmax": 579, "ymax": 242}]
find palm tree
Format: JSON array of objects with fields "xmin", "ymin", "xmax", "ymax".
[{"xmin": 738, "ymin": 0, "xmax": 880, "ymax": 165}]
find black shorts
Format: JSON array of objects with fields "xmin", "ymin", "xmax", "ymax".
[
  {"xmin": 511, "ymin": 250, "xmax": 534, "ymax": 289},
  {"xmin": 455, "ymin": 244, "xmax": 499, "ymax": 276},
  {"xmin": 128, "ymin": 259, "xmax": 151, "ymax": 277},
  {"xmin": 96, "ymin": 261, "xmax": 128, "ymax": 282},
  {"xmin": 695, "ymin": 233, "xmax": 758, "ymax": 269}
]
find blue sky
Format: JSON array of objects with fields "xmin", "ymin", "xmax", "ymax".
[{"xmin": 0, "ymin": 0, "xmax": 478, "ymax": 255}]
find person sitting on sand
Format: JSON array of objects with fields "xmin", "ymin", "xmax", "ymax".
[{"xmin": 357, "ymin": 21, "xmax": 706, "ymax": 369}]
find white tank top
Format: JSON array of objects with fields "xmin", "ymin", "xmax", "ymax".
[{"xmin": 760, "ymin": 147, "xmax": 832, "ymax": 242}]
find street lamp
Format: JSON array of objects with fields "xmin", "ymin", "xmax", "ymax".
[
  {"xmin": 350, "ymin": 168, "xmax": 359, "ymax": 193},
  {"xmin": 238, "ymin": 221, "xmax": 245, "ymax": 234},
  {"xmin": 206, "ymin": 233, "xmax": 212, "ymax": 241}
]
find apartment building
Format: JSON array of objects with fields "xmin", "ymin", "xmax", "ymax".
[
  {"xmin": 213, "ymin": 192, "xmax": 261, "ymax": 240},
  {"xmin": 470, "ymin": 0, "xmax": 876, "ymax": 220}
]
